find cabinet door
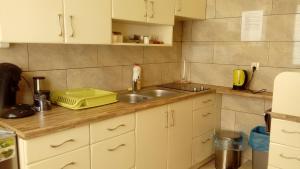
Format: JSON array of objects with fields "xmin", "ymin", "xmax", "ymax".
[
  {"xmin": 175, "ymin": 0, "xmax": 206, "ymax": 19},
  {"xmin": 64, "ymin": 0, "xmax": 111, "ymax": 44},
  {"xmin": 91, "ymin": 132, "xmax": 135, "ymax": 169},
  {"xmin": 136, "ymin": 106, "xmax": 168, "ymax": 169},
  {"xmin": 147, "ymin": 0, "xmax": 174, "ymax": 25},
  {"xmin": 112, "ymin": 0, "xmax": 147, "ymax": 22},
  {"xmin": 0, "ymin": 0, "xmax": 64, "ymax": 43},
  {"xmin": 168, "ymin": 100, "xmax": 193, "ymax": 169}
]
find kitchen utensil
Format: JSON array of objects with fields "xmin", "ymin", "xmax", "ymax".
[
  {"xmin": 33, "ymin": 77, "xmax": 51, "ymax": 112},
  {"xmin": 233, "ymin": 69, "xmax": 248, "ymax": 90},
  {"xmin": 51, "ymin": 88, "xmax": 118, "ymax": 110}
]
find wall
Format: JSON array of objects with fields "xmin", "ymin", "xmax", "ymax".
[
  {"xmin": 182, "ymin": 0, "xmax": 300, "ymax": 161},
  {"xmin": 0, "ymin": 22, "xmax": 183, "ymax": 104}
]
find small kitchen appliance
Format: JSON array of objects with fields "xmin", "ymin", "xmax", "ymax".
[
  {"xmin": 0, "ymin": 63, "xmax": 35, "ymax": 119},
  {"xmin": 33, "ymin": 77, "xmax": 51, "ymax": 112},
  {"xmin": 233, "ymin": 69, "xmax": 248, "ymax": 90}
]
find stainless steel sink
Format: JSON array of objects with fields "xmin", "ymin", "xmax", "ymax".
[
  {"xmin": 139, "ymin": 89, "xmax": 182, "ymax": 98},
  {"xmin": 118, "ymin": 93, "xmax": 153, "ymax": 104},
  {"xmin": 118, "ymin": 89, "xmax": 183, "ymax": 104}
]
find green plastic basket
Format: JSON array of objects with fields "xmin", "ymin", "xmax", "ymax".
[{"xmin": 51, "ymin": 88, "xmax": 118, "ymax": 110}]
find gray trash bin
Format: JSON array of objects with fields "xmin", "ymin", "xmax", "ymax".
[
  {"xmin": 214, "ymin": 130, "xmax": 246, "ymax": 169},
  {"xmin": 249, "ymin": 126, "xmax": 270, "ymax": 169}
]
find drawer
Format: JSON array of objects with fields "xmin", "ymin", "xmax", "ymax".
[
  {"xmin": 21, "ymin": 125, "xmax": 89, "ymax": 164},
  {"xmin": 27, "ymin": 146, "xmax": 90, "ymax": 169},
  {"xmin": 271, "ymin": 119, "xmax": 300, "ymax": 148},
  {"xmin": 193, "ymin": 94, "xmax": 216, "ymax": 110},
  {"xmin": 90, "ymin": 113, "xmax": 135, "ymax": 144},
  {"xmin": 193, "ymin": 106, "xmax": 216, "ymax": 138},
  {"xmin": 192, "ymin": 130, "xmax": 214, "ymax": 165},
  {"xmin": 269, "ymin": 143, "xmax": 300, "ymax": 169},
  {"xmin": 91, "ymin": 131, "xmax": 135, "ymax": 169}
]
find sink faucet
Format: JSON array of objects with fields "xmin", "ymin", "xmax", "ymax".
[{"xmin": 132, "ymin": 64, "xmax": 141, "ymax": 93}]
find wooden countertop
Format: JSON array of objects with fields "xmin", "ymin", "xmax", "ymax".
[
  {"xmin": 271, "ymin": 112, "xmax": 300, "ymax": 123},
  {"xmin": 0, "ymin": 84, "xmax": 273, "ymax": 139}
]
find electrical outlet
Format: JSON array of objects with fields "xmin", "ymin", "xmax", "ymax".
[{"xmin": 251, "ymin": 62, "xmax": 260, "ymax": 70}]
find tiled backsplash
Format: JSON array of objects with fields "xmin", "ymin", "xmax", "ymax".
[
  {"xmin": 183, "ymin": 0, "xmax": 300, "ymax": 92},
  {"xmin": 0, "ymin": 22, "xmax": 182, "ymax": 104}
]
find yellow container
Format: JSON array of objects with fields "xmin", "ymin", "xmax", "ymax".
[{"xmin": 51, "ymin": 88, "xmax": 118, "ymax": 110}]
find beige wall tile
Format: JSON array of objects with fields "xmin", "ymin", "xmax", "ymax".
[
  {"xmin": 206, "ymin": 0, "xmax": 216, "ymax": 19},
  {"xmin": 0, "ymin": 44, "xmax": 28, "ymax": 70},
  {"xmin": 182, "ymin": 42, "xmax": 214, "ymax": 63},
  {"xmin": 28, "ymin": 44, "xmax": 98, "ymax": 71},
  {"xmin": 161, "ymin": 63, "xmax": 181, "ymax": 83},
  {"xmin": 122, "ymin": 66, "xmax": 132, "ymax": 90},
  {"xmin": 19, "ymin": 70, "xmax": 67, "ymax": 104},
  {"xmin": 173, "ymin": 21, "xmax": 183, "ymax": 42},
  {"xmin": 214, "ymin": 42, "xmax": 269, "ymax": 66},
  {"xmin": 144, "ymin": 43, "xmax": 180, "ymax": 64},
  {"xmin": 99, "ymin": 46, "xmax": 143, "ymax": 66},
  {"xmin": 67, "ymin": 67, "xmax": 123, "ymax": 91},
  {"xmin": 272, "ymin": 0, "xmax": 300, "ymax": 14},
  {"xmin": 192, "ymin": 18, "xmax": 241, "ymax": 42},
  {"xmin": 269, "ymin": 42, "xmax": 300, "ymax": 68},
  {"xmin": 190, "ymin": 63, "xmax": 236, "ymax": 87},
  {"xmin": 141, "ymin": 64, "xmax": 163, "ymax": 86},
  {"xmin": 222, "ymin": 94, "xmax": 265, "ymax": 115},
  {"xmin": 264, "ymin": 99, "xmax": 272, "ymax": 111},
  {"xmin": 215, "ymin": 0, "xmax": 272, "ymax": 18},
  {"xmin": 221, "ymin": 109, "xmax": 236, "ymax": 131},
  {"xmin": 265, "ymin": 14, "xmax": 300, "ymax": 41},
  {"xmin": 182, "ymin": 21, "xmax": 193, "ymax": 42}
]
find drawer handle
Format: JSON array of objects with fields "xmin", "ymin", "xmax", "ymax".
[
  {"xmin": 50, "ymin": 139, "xmax": 75, "ymax": 148},
  {"xmin": 282, "ymin": 129, "xmax": 300, "ymax": 134},
  {"xmin": 61, "ymin": 162, "xmax": 76, "ymax": 169},
  {"xmin": 107, "ymin": 144, "xmax": 126, "ymax": 151},
  {"xmin": 107, "ymin": 124, "xmax": 126, "ymax": 131},
  {"xmin": 202, "ymin": 99, "xmax": 212, "ymax": 104},
  {"xmin": 202, "ymin": 112, "xmax": 212, "ymax": 117},
  {"xmin": 201, "ymin": 138, "xmax": 211, "ymax": 144},
  {"xmin": 280, "ymin": 154, "xmax": 300, "ymax": 161}
]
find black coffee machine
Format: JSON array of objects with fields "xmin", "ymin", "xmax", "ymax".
[{"xmin": 0, "ymin": 63, "xmax": 35, "ymax": 119}]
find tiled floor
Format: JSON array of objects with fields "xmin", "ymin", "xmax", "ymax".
[{"xmin": 199, "ymin": 160, "xmax": 252, "ymax": 169}]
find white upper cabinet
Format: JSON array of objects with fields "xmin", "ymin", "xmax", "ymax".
[
  {"xmin": 112, "ymin": 0, "xmax": 147, "ymax": 23},
  {"xmin": 63, "ymin": 0, "xmax": 111, "ymax": 44},
  {"xmin": 0, "ymin": 0, "xmax": 111, "ymax": 44},
  {"xmin": 112, "ymin": 0, "xmax": 174, "ymax": 25},
  {"xmin": 0, "ymin": 0, "xmax": 64, "ymax": 43},
  {"xmin": 147, "ymin": 0, "xmax": 174, "ymax": 25},
  {"xmin": 175, "ymin": 0, "xmax": 206, "ymax": 19}
]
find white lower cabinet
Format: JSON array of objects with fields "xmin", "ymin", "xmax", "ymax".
[
  {"xmin": 136, "ymin": 105, "xmax": 168, "ymax": 169},
  {"xmin": 91, "ymin": 131, "xmax": 135, "ymax": 169},
  {"xmin": 192, "ymin": 130, "xmax": 214, "ymax": 165},
  {"xmin": 269, "ymin": 143, "xmax": 300, "ymax": 169},
  {"xmin": 27, "ymin": 146, "xmax": 90, "ymax": 169}
]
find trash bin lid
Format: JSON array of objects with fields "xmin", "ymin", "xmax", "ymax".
[{"xmin": 216, "ymin": 130, "xmax": 242, "ymax": 141}]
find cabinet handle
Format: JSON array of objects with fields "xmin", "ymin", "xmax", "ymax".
[
  {"xmin": 282, "ymin": 129, "xmax": 300, "ymax": 134},
  {"xmin": 202, "ymin": 99, "xmax": 212, "ymax": 104},
  {"xmin": 280, "ymin": 154, "xmax": 300, "ymax": 161},
  {"xmin": 69, "ymin": 15, "xmax": 75, "ymax": 37},
  {"xmin": 144, "ymin": 0, "xmax": 148, "ymax": 17},
  {"xmin": 165, "ymin": 111, "xmax": 169, "ymax": 128},
  {"xmin": 107, "ymin": 124, "xmax": 126, "ymax": 131},
  {"xmin": 202, "ymin": 112, "xmax": 212, "ymax": 117},
  {"xmin": 107, "ymin": 144, "xmax": 126, "ymax": 151},
  {"xmin": 201, "ymin": 138, "xmax": 211, "ymax": 144},
  {"xmin": 150, "ymin": 1, "xmax": 155, "ymax": 18},
  {"xmin": 50, "ymin": 139, "xmax": 75, "ymax": 148},
  {"xmin": 170, "ymin": 110, "xmax": 175, "ymax": 127},
  {"xmin": 177, "ymin": 0, "xmax": 182, "ymax": 12},
  {"xmin": 58, "ymin": 14, "xmax": 63, "ymax": 37},
  {"xmin": 61, "ymin": 162, "xmax": 76, "ymax": 169}
]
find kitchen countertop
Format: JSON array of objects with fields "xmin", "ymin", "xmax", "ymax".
[
  {"xmin": 0, "ymin": 84, "xmax": 273, "ymax": 140},
  {"xmin": 271, "ymin": 112, "xmax": 300, "ymax": 123}
]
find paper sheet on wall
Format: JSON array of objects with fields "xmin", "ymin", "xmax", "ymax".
[{"xmin": 241, "ymin": 11, "xmax": 263, "ymax": 41}]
